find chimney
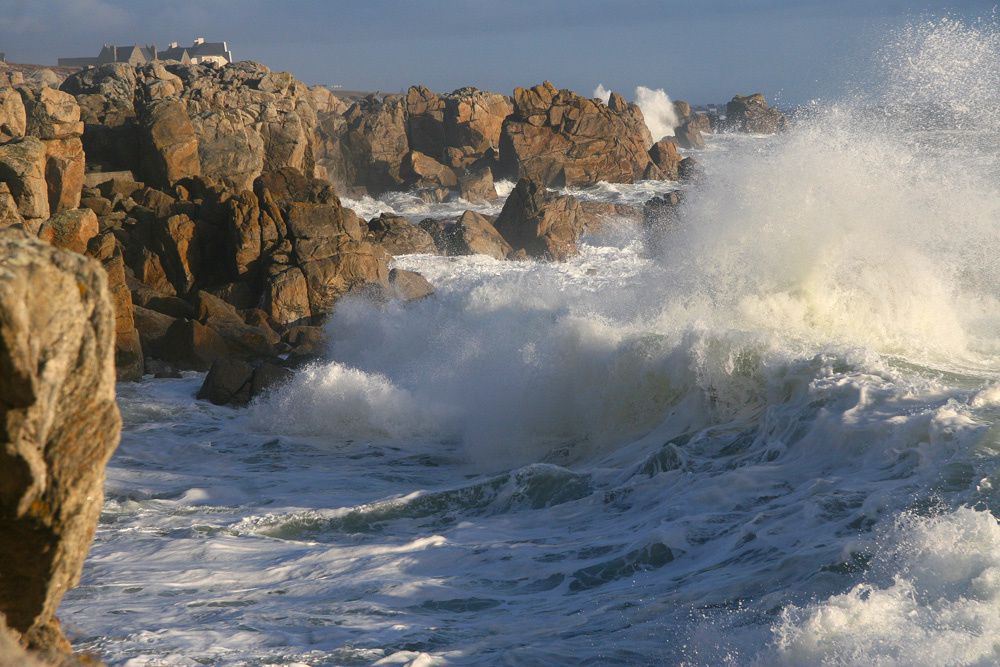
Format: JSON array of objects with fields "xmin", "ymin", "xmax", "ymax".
[{"xmin": 193, "ymin": 37, "xmax": 205, "ymax": 45}]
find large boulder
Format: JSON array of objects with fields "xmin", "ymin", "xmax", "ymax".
[
  {"xmin": 446, "ymin": 210, "xmax": 511, "ymax": 259},
  {"xmin": 366, "ymin": 212, "xmax": 438, "ymax": 255},
  {"xmin": 648, "ymin": 138, "xmax": 682, "ymax": 180},
  {"xmin": 0, "ymin": 231, "xmax": 121, "ymax": 657},
  {"xmin": 405, "ymin": 85, "xmax": 446, "ymax": 157},
  {"xmin": 19, "ymin": 87, "xmax": 83, "ymax": 141},
  {"xmin": 725, "ymin": 93, "xmax": 787, "ymax": 134},
  {"xmin": 498, "ymin": 82, "xmax": 654, "ymax": 187},
  {"xmin": 401, "ymin": 150, "xmax": 458, "ymax": 190},
  {"xmin": 493, "ymin": 178, "xmax": 583, "ymax": 260},
  {"xmin": 37, "ymin": 207, "xmax": 99, "ymax": 254},
  {"xmin": 457, "ymin": 166, "xmax": 498, "ymax": 203},
  {"xmin": 42, "ymin": 136, "xmax": 85, "ymax": 214},
  {"xmin": 332, "ymin": 94, "xmax": 410, "ymax": 193}
]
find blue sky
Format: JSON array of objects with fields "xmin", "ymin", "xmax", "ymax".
[{"xmin": 1, "ymin": 0, "xmax": 996, "ymax": 104}]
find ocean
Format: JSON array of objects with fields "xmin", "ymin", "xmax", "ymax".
[{"xmin": 61, "ymin": 18, "xmax": 1000, "ymax": 666}]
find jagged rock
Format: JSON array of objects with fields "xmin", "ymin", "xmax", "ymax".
[
  {"xmin": 37, "ymin": 208, "xmax": 98, "ymax": 254},
  {"xmin": 88, "ymin": 231, "xmax": 143, "ymax": 381},
  {"xmin": 406, "ymin": 85, "xmax": 446, "ymax": 157},
  {"xmin": 191, "ymin": 290, "xmax": 275, "ymax": 358},
  {"xmin": 673, "ymin": 122, "xmax": 704, "ymax": 149},
  {"xmin": 0, "ymin": 88, "xmax": 26, "ymax": 142},
  {"xmin": 0, "ymin": 231, "xmax": 120, "ymax": 657},
  {"xmin": 334, "ymin": 94, "xmax": 410, "ymax": 193},
  {"xmin": 197, "ymin": 358, "xmax": 293, "ymax": 406},
  {"xmin": 648, "ymin": 138, "xmax": 682, "ymax": 179},
  {"xmin": 678, "ymin": 156, "xmax": 700, "ymax": 181},
  {"xmin": 417, "ymin": 217, "xmax": 451, "ymax": 254},
  {"xmin": 255, "ymin": 167, "xmax": 336, "ymax": 206},
  {"xmin": 19, "ymin": 87, "xmax": 83, "ymax": 141},
  {"xmin": 157, "ymin": 318, "xmax": 231, "ymax": 371},
  {"xmin": 447, "ymin": 210, "xmax": 511, "ymax": 259},
  {"xmin": 388, "ymin": 268, "xmax": 434, "ymax": 301},
  {"xmin": 264, "ymin": 265, "xmax": 311, "ymax": 327},
  {"xmin": 443, "ymin": 87, "xmax": 513, "ymax": 168},
  {"xmin": 282, "ymin": 325, "xmax": 325, "ymax": 360},
  {"xmin": 402, "ymin": 150, "xmax": 458, "ymax": 189},
  {"xmin": 132, "ymin": 304, "xmax": 176, "ymax": 358},
  {"xmin": 0, "ymin": 136, "xmax": 49, "ymax": 223},
  {"xmin": 494, "ymin": 177, "xmax": 583, "ymax": 260},
  {"xmin": 499, "ymin": 82, "xmax": 653, "ymax": 187},
  {"xmin": 0, "ymin": 182, "xmax": 24, "ymax": 229},
  {"xmin": 725, "ymin": 93, "xmax": 787, "ymax": 134},
  {"xmin": 43, "ymin": 137, "xmax": 85, "ymax": 214},
  {"xmin": 643, "ymin": 190, "xmax": 683, "ymax": 252},
  {"xmin": 62, "ymin": 61, "xmax": 320, "ymax": 192},
  {"xmin": 457, "ymin": 166, "xmax": 497, "ymax": 203},
  {"xmin": 366, "ymin": 213, "xmax": 438, "ymax": 255},
  {"xmin": 139, "ymin": 98, "xmax": 200, "ymax": 187}
]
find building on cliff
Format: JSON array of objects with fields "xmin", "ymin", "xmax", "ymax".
[
  {"xmin": 158, "ymin": 38, "xmax": 233, "ymax": 65},
  {"xmin": 58, "ymin": 38, "xmax": 232, "ymax": 68}
]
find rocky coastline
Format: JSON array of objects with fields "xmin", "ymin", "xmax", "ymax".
[{"xmin": 0, "ymin": 58, "xmax": 785, "ymax": 664}]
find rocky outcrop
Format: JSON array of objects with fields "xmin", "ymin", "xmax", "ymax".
[
  {"xmin": 498, "ymin": 82, "xmax": 654, "ymax": 187},
  {"xmin": 0, "ymin": 89, "xmax": 26, "ymax": 142},
  {"xmin": 325, "ymin": 94, "xmax": 409, "ymax": 194},
  {"xmin": 457, "ymin": 166, "xmax": 497, "ymax": 203},
  {"xmin": 494, "ymin": 177, "xmax": 583, "ymax": 260},
  {"xmin": 0, "ymin": 232, "xmax": 121, "ymax": 659},
  {"xmin": 442, "ymin": 87, "xmax": 512, "ymax": 169},
  {"xmin": 725, "ymin": 94, "xmax": 787, "ymax": 134},
  {"xmin": 62, "ymin": 61, "xmax": 321, "ymax": 191},
  {"xmin": 0, "ymin": 136, "xmax": 49, "ymax": 226}
]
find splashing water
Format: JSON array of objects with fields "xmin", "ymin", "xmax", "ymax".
[{"xmin": 63, "ymin": 16, "xmax": 1000, "ymax": 666}]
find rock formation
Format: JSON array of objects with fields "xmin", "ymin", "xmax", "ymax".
[
  {"xmin": 0, "ymin": 232, "xmax": 121, "ymax": 660},
  {"xmin": 498, "ymin": 82, "xmax": 654, "ymax": 187},
  {"xmin": 725, "ymin": 93, "xmax": 787, "ymax": 134},
  {"xmin": 494, "ymin": 177, "xmax": 583, "ymax": 260}
]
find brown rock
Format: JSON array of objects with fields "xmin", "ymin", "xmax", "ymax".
[
  {"xmin": 648, "ymin": 138, "xmax": 682, "ymax": 180},
  {"xmin": 498, "ymin": 82, "xmax": 653, "ymax": 187},
  {"xmin": 405, "ymin": 85, "xmax": 446, "ymax": 157},
  {"xmin": 20, "ymin": 87, "xmax": 83, "ymax": 140},
  {"xmin": 158, "ymin": 318, "xmax": 231, "ymax": 371},
  {"xmin": 264, "ymin": 265, "xmax": 311, "ymax": 327},
  {"xmin": 336, "ymin": 94, "xmax": 410, "ymax": 193},
  {"xmin": 37, "ymin": 208, "xmax": 98, "ymax": 254},
  {"xmin": 0, "ymin": 88, "xmax": 26, "ymax": 142},
  {"xmin": 87, "ymin": 231, "xmax": 143, "ymax": 381},
  {"xmin": 197, "ymin": 358, "xmax": 255, "ymax": 406},
  {"xmin": 457, "ymin": 166, "xmax": 498, "ymax": 203},
  {"xmin": 402, "ymin": 150, "xmax": 458, "ymax": 189},
  {"xmin": 673, "ymin": 122, "xmax": 704, "ymax": 149},
  {"xmin": 447, "ymin": 210, "xmax": 511, "ymax": 259},
  {"xmin": 388, "ymin": 268, "xmax": 435, "ymax": 301},
  {"xmin": 0, "ymin": 231, "xmax": 120, "ymax": 656},
  {"xmin": 576, "ymin": 201, "xmax": 641, "ymax": 233},
  {"xmin": 139, "ymin": 98, "xmax": 200, "ymax": 187},
  {"xmin": 494, "ymin": 177, "xmax": 583, "ymax": 261},
  {"xmin": 132, "ymin": 305, "xmax": 176, "ymax": 358},
  {"xmin": 0, "ymin": 182, "xmax": 24, "ymax": 229},
  {"xmin": 366, "ymin": 213, "xmax": 438, "ymax": 255},
  {"xmin": 678, "ymin": 156, "xmax": 700, "ymax": 181},
  {"xmin": 725, "ymin": 93, "xmax": 787, "ymax": 134},
  {"xmin": 0, "ymin": 136, "xmax": 49, "ymax": 222},
  {"xmin": 443, "ymin": 87, "xmax": 513, "ymax": 168},
  {"xmin": 43, "ymin": 137, "xmax": 85, "ymax": 214}
]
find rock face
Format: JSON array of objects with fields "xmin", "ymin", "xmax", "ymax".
[
  {"xmin": 498, "ymin": 82, "xmax": 654, "ymax": 187},
  {"xmin": 367, "ymin": 213, "xmax": 438, "ymax": 256},
  {"xmin": 442, "ymin": 87, "xmax": 512, "ymax": 169},
  {"xmin": 725, "ymin": 94, "xmax": 787, "ymax": 134},
  {"xmin": 494, "ymin": 177, "xmax": 583, "ymax": 260},
  {"xmin": 648, "ymin": 138, "xmax": 682, "ymax": 180},
  {"xmin": 0, "ymin": 232, "xmax": 121, "ymax": 657},
  {"xmin": 0, "ymin": 136, "xmax": 49, "ymax": 225},
  {"xmin": 62, "ymin": 61, "xmax": 321, "ymax": 191}
]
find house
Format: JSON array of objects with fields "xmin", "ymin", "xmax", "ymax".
[
  {"xmin": 158, "ymin": 38, "xmax": 233, "ymax": 66},
  {"xmin": 58, "ymin": 43, "xmax": 157, "ymax": 67},
  {"xmin": 58, "ymin": 38, "xmax": 233, "ymax": 68}
]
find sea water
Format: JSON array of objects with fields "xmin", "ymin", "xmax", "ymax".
[{"xmin": 61, "ymin": 17, "xmax": 1000, "ymax": 666}]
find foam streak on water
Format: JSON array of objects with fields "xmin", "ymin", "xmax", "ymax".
[{"xmin": 63, "ymin": 17, "xmax": 1000, "ymax": 667}]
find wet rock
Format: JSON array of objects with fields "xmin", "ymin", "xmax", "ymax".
[
  {"xmin": 366, "ymin": 212, "xmax": 438, "ymax": 255},
  {"xmin": 457, "ymin": 166, "xmax": 498, "ymax": 203},
  {"xmin": 648, "ymin": 138, "xmax": 682, "ymax": 179},
  {"xmin": 388, "ymin": 268, "xmax": 435, "ymax": 301},
  {"xmin": 157, "ymin": 318, "xmax": 231, "ymax": 371},
  {"xmin": 197, "ymin": 358, "xmax": 254, "ymax": 405},
  {"xmin": 447, "ymin": 209, "xmax": 511, "ymax": 259},
  {"xmin": 494, "ymin": 177, "xmax": 583, "ymax": 261},
  {"xmin": 0, "ymin": 231, "xmax": 120, "ymax": 658},
  {"xmin": 673, "ymin": 121, "xmax": 704, "ymax": 149}
]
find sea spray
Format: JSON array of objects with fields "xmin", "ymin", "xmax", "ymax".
[{"xmin": 594, "ymin": 83, "xmax": 680, "ymax": 141}]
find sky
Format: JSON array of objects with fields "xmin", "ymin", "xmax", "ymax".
[{"xmin": 1, "ymin": 0, "xmax": 997, "ymax": 104}]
